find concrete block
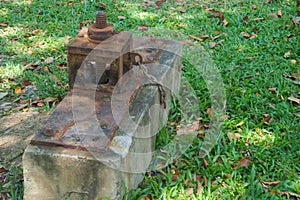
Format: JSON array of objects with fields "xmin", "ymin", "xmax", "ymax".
[{"xmin": 23, "ymin": 37, "xmax": 182, "ymax": 200}]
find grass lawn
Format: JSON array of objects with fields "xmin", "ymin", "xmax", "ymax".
[{"xmin": 0, "ymin": 0, "xmax": 300, "ymax": 199}]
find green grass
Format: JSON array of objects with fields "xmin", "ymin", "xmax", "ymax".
[{"xmin": 1, "ymin": 0, "xmax": 300, "ymax": 199}]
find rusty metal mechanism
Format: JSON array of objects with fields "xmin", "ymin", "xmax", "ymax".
[
  {"xmin": 88, "ymin": 11, "xmax": 114, "ymax": 43},
  {"xmin": 30, "ymin": 11, "xmax": 164, "ymax": 151}
]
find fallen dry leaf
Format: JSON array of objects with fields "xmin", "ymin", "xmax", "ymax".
[
  {"xmin": 0, "ymin": 23, "xmax": 8, "ymax": 27},
  {"xmin": 241, "ymin": 32, "xmax": 251, "ymax": 38},
  {"xmin": 22, "ymin": 80, "xmax": 31, "ymax": 87},
  {"xmin": 20, "ymin": 99, "xmax": 30, "ymax": 104},
  {"xmin": 15, "ymin": 87, "xmax": 22, "ymax": 94},
  {"xmin": 262, "ymin": 113, "xmax": 271, "ymax": 125},
  {"xmin": 249, "ymin": 34, "xmax": 258, "ymax": 39},
  {"xmin": 203, "ymin": 159, "xmax": 209, "ymax": 168},
  {"xmin": 189, "ymin": 35, "xmax": 202, "ymax": 41},
  {"xmin": 32, "ymin": 29, "xmax": 44, "ymax": 35},
  {"xmin": 243, "ymin": 16, "xmax": 249, "ymax": 23},
  {"xmin": 207, "ymin": 8, "xmax": 224, "ymax": 20},
  {"xmin": 50, "ymin": 74, "xmax": 61, "ymax": 84},
  {"xmin": 209, "ymin": 42, "xmax": 216, "ymax": 48},
  {"xmin": 269, "ymin": 87, "xmax": 277, "ymax": 92},
  {"xmin": 185, "ymin": 188, "xmax": 194, "ymax": 196},
  {"xmin": 38, "ymin": 102, "xmax": 44, "ymax": 107},
  {"xmin": 283, "ymin": 73, "xmax": 298, "ymax": 80},
  {"xmin": 269, "ymin": 13, "xmax": 276, "ymax": 18},
  {"xmin": 252, "ymin": 17, "xmax": 265, "ymax": 21},
  {"xmin": 222, "ymin": 19, "xmax": 229, "ymax": 26},
  {"xmin": 56, "ymin": 62, "xmax": 67, "ymax": 68},
  {"xmin": 141, "ymin": 194, "xmax": 152, "ymax": 200},
  {"xmin": 292, "ymin": 17, "xmax": 300, "ymax": 24},
  {"xmin": 44, "ymin": 97, "xmax": 56, "ymax": 103},
  {"xmin": 261, "ymin": 181, "xmax": 280, "ymax": 185},
  {"xmin": 155, "ymin": 0, "xmax": 165, "ymax": 7},
  {"xmin": 44, "ymin": 57, "xmax": 54, "ymax": 64},
  {"xmin": 291, "ymin": 59, "xmax": 297, "ymax": 64},
  {"xmin": 293, "ymin": 81, "xmax": 300, "ymax": 86},
  {"xmin": 228, "ymin": 132, "xmax": 241, "ymax": 140},
  {"xmin": 277, "ymin": 190, "xmax": 300, "ymax": 198},
  {"xmin": 252, "ymin": 5, "xmax": 257, "ymax": 10},
  {"xmin": 197, "ymin": 182, "xmax": 202, "ymax": 194},
  {"xmin": 221, "ymin": 114, "xmax": 230, "ymax": 119},
  {"xmin": 41, "ymin": 66, "xmax": 50, "ymax": 72},
  {"xmin": 288, "ymin": 96, "xmax": 300, "ymax": 104},
  {"xmin": 206, "ymin": 107, "xmax": 212, "ymax": 116},
  {"xmin": 277, "ymin": 9, "xmax": 283, "ymax": 18},
  {"xmin": 118, "ymin": 16, "xmax": 126, "ymax": 20},
  {"xmin": 180, "ymin": 40, "xmax": 194, "ymax": 45},
  {"xmin": 138, "ymin": 25, "xmax": 148, "ymax": 30},
  {"xmin": 180, "ymin": 9, "xmax": 186, "ymax": 13},
  {"xmin": 234, "ymin": 158, "xmax": 250, "ymax": 169}
]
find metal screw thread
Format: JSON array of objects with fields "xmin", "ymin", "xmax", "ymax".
[{"xmin": 95, "ymin": 11, "xmax": 107, "ymax": 29}]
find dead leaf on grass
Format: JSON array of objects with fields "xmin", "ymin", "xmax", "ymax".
[
  {"xmin": 32, "ymin": 29, "xmax": 44, "ymax": 35},
  {"xmin": 44, "ymin": 97, "xmax": 56, "ymax": 103},
  {"xmin": 277, "ymin": 190, "xmax": 300, "ymax": 198},
  {"xmin": 207, "ymin": 8, "xmax": 224, "ymax": 19},
  {"xmin": 234, "ymin": 158, "xmax": 250, "ymax": 169},
  {"xmin": 283, "ymin": 73, "xmax": 298, "ymax": 80},
  {"xmin": 22, "ymin": 80, "xmax": 31, "ymax": 86},
  {"xmin": 196, "ymin": 182, "xmax": 202, "ymax": 194},
  {"xmin": 269, "ymin": 87, "xmax": 277, "ymax": 92},
  {"xmin": 222, "ymin": 19, "xmax": 229, "ymax": 26},
  {"xmin": 241, "ymin": 32, "xmax": 251, "ymax": 38},
  {"xmin": 293, "ymin": 81, "xmax": 300, "ymax": 86},
  {"xmin": 185, "ymin": 188, "xmax": 194, "ymax": 196},
  {"xmin": 261, "ymin": 113, "xmax": 271, "ymax": 125},
  {"xmin": 0, "ymin": 23, "xmax": 8, "ymax": 27},
  {"xmin": 44, "ymin": 57, "xmax": 54, "ymax": 64},
  {"xmin": 243, "ymin": 16, "xmax": 249, "ymax": 23},
  {"xmin": 283, "ymin": 51, "xmax": 292, "ymax": 58},
  {"xmin": 50, "ymin": 75, "xmax": 62, "ymax": 86},
  {"xmin": 138, "ymin": 25, "xmax": 148, "ymax": 30},
  {"xmin": 261, "ymin": 180, "xmax": 280, "ymax": 185},
  {"xmin": 277, "ymin": 10, "xmax": 283, "ymax": 18},
  {"xmin": 252, "ymin": 17, "xmax": 265, "ymax": 21},
  {"xmin": 292, "ymin": 17, "xmax": 300, "ymax": 24},
  {"xmin": 252, "ymin": 5, "xmax": 257, "ymax": 10},
  {"xmin": 203, "ymin": 159, "xmax": 209, "ymax": 168},
  {"xmin": 15, "ymin": 87, "xmax": 22, "ymax": 94},
  {"xmin": 155, "ymin": 0, "xmax": 165, "ymax": 7},
  {"xmin": 206, "ymin": 107, "xmax": 212, "ymax": 116},
  {"xmin": 291, "ymin": 59, "xmax": 297, "ymax": 64},
  {"xmin": 209, "ymin": 42, "xmax": 216, "ymax": 48},
  {"xmin": 269, "ymin": 13, "xmax": 276, "ymax": 18},
  {"xmin": 141, "ymin": 194, "xmax": 152, "ymax": 200},
  {"xmin": 180, "ymin": 40, "xmax": 194, "ymax": 45},
  {"xmin": 118, "ymin": 16, "xmax": 126, "ymax": 20},
  {"xmin": 288, "ymin": 96, "xmax": 300, "ymax": 104},
  {"xmin": 228, "ymin": 132, "xmax": 241, "ymax": 140},
  {"xmin": 221, "ymin": 114, "xmax": 230, "ymax": 119}
]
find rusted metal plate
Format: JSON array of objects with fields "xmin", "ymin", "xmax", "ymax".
[{"xmin": 31, "ymin": 90, "xmax": 117, "ymax": 152}]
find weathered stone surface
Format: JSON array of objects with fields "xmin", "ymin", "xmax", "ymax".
[{"xmin": 23, "ymin": 36, "xmax": 182, "ymax": 200}]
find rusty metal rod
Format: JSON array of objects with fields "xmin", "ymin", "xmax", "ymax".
[{"xmin": 118, "ymin": 55, "xmax": 123, "ymax": 80}]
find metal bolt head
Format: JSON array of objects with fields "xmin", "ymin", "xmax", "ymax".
[{"xmin": 95, "ymin": 11, "xmax": 107, "ymax": 29}]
